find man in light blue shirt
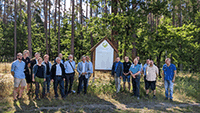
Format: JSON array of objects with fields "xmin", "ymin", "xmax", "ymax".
[
  {"xmin": 11, "ymin": 53, "xmax": 26, "ymax": 101},
  {"xmin": 129, "ymin": 58, "xmax": 141, "ymax": 99},
  {"xmin": 64, "ymin": 54, "xmax": 76, "ymax": 95}
]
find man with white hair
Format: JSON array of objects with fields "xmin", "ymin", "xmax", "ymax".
[
  {"xmin": 64, "ymin": 54, "xmax": 76, "ymax": 95},
  {"xmin": 11, "ymin": 53, "xmax": 26, "ymax": 101},
  {"xmin": 129, "ymin": 58, "xmax": 141, "ymax": 99},
  {"xmin": 162, "ymin": 58, "xmax": 177, "ymax": 102},
  {"xmin": 54, "ymin": 53, "xmax": 64, "ymax": 64},
  {"xmin": 145, "ymin": 60, "xmax": 159, "ymax": 99},
  {"xmin": 51, "ymin": 57, "xmax": 66, "ymax": 99}
]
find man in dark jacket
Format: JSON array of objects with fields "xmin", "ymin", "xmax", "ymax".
[
  {"xmin": 111, "ymin": 57, "xmax": 123, "ymax": 93},
  {"xmin": 51, "ymin": 57, "xmax": 66, "ymax": 99}
]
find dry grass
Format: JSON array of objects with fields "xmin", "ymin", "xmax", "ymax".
[
  {"xmin": 0, "ymin": 62, "xmax": 11, "ymax": 74},
  {"xmin": 0, "ymin": 63, "xmax": 200, "ymax": 112}
]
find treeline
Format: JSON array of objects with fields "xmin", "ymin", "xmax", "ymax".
[{"xmin": 0, "ymin": 0, "xmax": 200, "ymax": 72}]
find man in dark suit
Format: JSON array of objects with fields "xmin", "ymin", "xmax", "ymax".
[
  {"xmin": 111, "ymin": 57, "xmax": 123, "ymax": 93},
  {"xmin": 51, "ymin": 57, "xmax": 66, "ymax": 99}
]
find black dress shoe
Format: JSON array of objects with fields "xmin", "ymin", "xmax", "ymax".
[
  {"xmin": 164, "ymin": 97, "xmax": 168, "ymax": 100},
  {"xmin": 170, "ymin": 99, "xmax": 173, "ymax": 102}
]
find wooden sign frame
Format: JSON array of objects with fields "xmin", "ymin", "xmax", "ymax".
[{"xmin": 90, "ymin": 37, "xmax": 118, "ymax": 77}]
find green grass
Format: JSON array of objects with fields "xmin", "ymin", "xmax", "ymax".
[{"xmin": 0, "ymin": 71, "xmax": 200, "ymax": 113}]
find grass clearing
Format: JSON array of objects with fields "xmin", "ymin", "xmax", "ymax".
[{"xmin": 0, "ymin": 63, "xmax": 200, "ymax": 112}]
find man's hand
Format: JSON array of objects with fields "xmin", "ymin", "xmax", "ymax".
[
  {"xmin": 51, "ymin": 79, "xmax": 54, "ymax": 82},
  {"xmin": 131, "ymin": 74, "xmax": 135, "ymax": 78},
  {"xmin": 32, "ymin": 78, "xmax": 35, "ymax": 82},
  {"xmin": 63, "ymin": 78, "xmax": 65, "ymax": 81},
  {"xmin": 44, "ymin": 78, "xmax": 46, "ymax": 81},
  {"xmin": 11, "ymin": 71, "xmax": 14, "ymax": 77},
  {"xmin": 120, "ymin": 76, "xmax": 122, "ymax": 79},
  {"xmin": 172, "ymin": 78, "xmax": 175, "ymax": 83}
]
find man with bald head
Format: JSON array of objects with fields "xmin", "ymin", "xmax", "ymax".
[{"xmin": 11, "ymin": 53, "xmax": 26, "ymax": 101}]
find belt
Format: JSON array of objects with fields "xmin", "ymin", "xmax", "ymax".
[{"xmin": 56, "ymin": 75, "xmax": 62, "ymax": 77}]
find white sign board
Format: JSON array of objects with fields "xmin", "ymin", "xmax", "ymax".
[{"xmin": 95, "ymin": 40, "xmax": 114, "ymax": 70}]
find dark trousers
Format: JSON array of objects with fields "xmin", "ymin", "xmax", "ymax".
[
  {"xmin": 144, "ymin": 75, "xmax": 148, "ymax": 90},
  {"xmin": 54, "ymin": 76, "xmax": 65, "ymax": 98},
  {"xmin": 35, "ymin": 81, "xmax": 46, "ymax": 98},
  {"xmin": 132, "ymin": 76, "xmax": 140, "ymax": 97},
  {"xmin": 46, "ymin": 75, "xmax": 51, "ymax": 93},
  {"xmin": 64, "ymin": 73, "xmax": 74, "ymax": 95},
  {"xmin": 77, "ymin": 75, "xmax": 88, "ymax": 94}
]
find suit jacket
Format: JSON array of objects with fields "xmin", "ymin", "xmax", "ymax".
[
  {"xmin": 111, "ymin": 61, "xmax": 123, "ymax": 77},
  {"xmin": 77, "ymin": 62, "xmax": 92, "ymax": 79},
  {"xmin": 51, "ymin": 63, "xmax": 65, "ymax": 80}
]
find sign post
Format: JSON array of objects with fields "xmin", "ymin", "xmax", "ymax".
[{"xmin": 90, "ymin": 37, "xmax": 118, "ymax": 80}]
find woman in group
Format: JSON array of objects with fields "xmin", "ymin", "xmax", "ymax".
[
  {"xmin": 22, "ymin": 50, "xmax": 32, "ymax": 94},
  {"xmin": 32, "ymin": 57, "xmax": 46, "ymax": 100}
]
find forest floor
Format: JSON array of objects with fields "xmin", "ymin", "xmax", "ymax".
[{"xmin": 0, "ymin": 64, "xmax": 200, "ymax": 113}]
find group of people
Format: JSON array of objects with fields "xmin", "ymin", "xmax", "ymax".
[
  {"xmin": 111, "ymin": 56, "xmax": 176, "ymax": 102},
  {"xmin": 11, "ymin": 50, "xmax": 93, "ymax": 101},
  {"xmin": 11, "ymin": 50, "xmax": 176, "ymax": 102}
]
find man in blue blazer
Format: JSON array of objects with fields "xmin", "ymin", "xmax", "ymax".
[
  {"xmin": 77, "ymin": 56, "xmax": 92, "ymax": 94},
  {"xmin": 111, "ymin": 57, "xmax": 123, "ymax": 93}
]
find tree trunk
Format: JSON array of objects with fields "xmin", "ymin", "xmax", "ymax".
[
  {"xmin": 179, "ymin": 2, "xmax": 183, "ymax": 71},
  {"xmin": 172, "ymin": 3, "xmax": 175, "ymax": 27},
  {"xmin": 71, "ymin": 0, "xmax": 75, "ymax": 56},
  {"xmin": 27, "ymin": 0, "xmax": 32, "ymax": 58},
  {"xmin": 132, "ymin": 0, "xmax": 137, "ymax": 60},
  {"xmin": 54, "ymin": 0, "xmax": 57, "ymax": 37},
  {"xmin": 3, "ymin": 0, "xmax": 6, "ymax": 24},
  {"xmin": 86, "ymin": 1, "xmax": 88, "ymax": 18},
  {"xmin": 44, "ymin": 0, "xmax": 48, "ymax": 54},
  {"xmin": 64, "ymin": 0, "xmax": 66, "ymax": 15},
  {"xmin": 58, "ymin": 0, "xmax": 61, "ymax": 54},
  {"xmin": 80, "ymin": 0, "xmax": 83, "ymax": 55},
  {"xmin": 14, "ymin": 0, "xmax": 17, "ymax": 59},
  {"xmin": 48, "ymin": 0, "xmax": 51, "ymax": 56},
  {"xmin": 111, "ymin": 0, "xmax": 118, "ymax": 49},
  {"xmin": 90, "ymin": 0, "xmax": 93, "ymax": 61},
  {"xmin": 104, "ymin": 0, "xmax": 107, "ymax": 14}
]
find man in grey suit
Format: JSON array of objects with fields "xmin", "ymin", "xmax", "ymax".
[
  {"xmin": 77, "ymin": 56, "xmax": 92, "ymax": 94},
  {"xmin": 111, "ymin": 57, "xmax": 123, "ymax": 93}
]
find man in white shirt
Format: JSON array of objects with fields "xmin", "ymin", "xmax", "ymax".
[
  {"xmin": 51, "ymin": 57, "xmax": 66, "ymax": 99},
  {"xmin": 145, "ymin": 60, "xmax": 159, "ymax": 99},
  {"xmin": 77, "ymin": 56, "xmax": 92, "ymax": 94}
]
